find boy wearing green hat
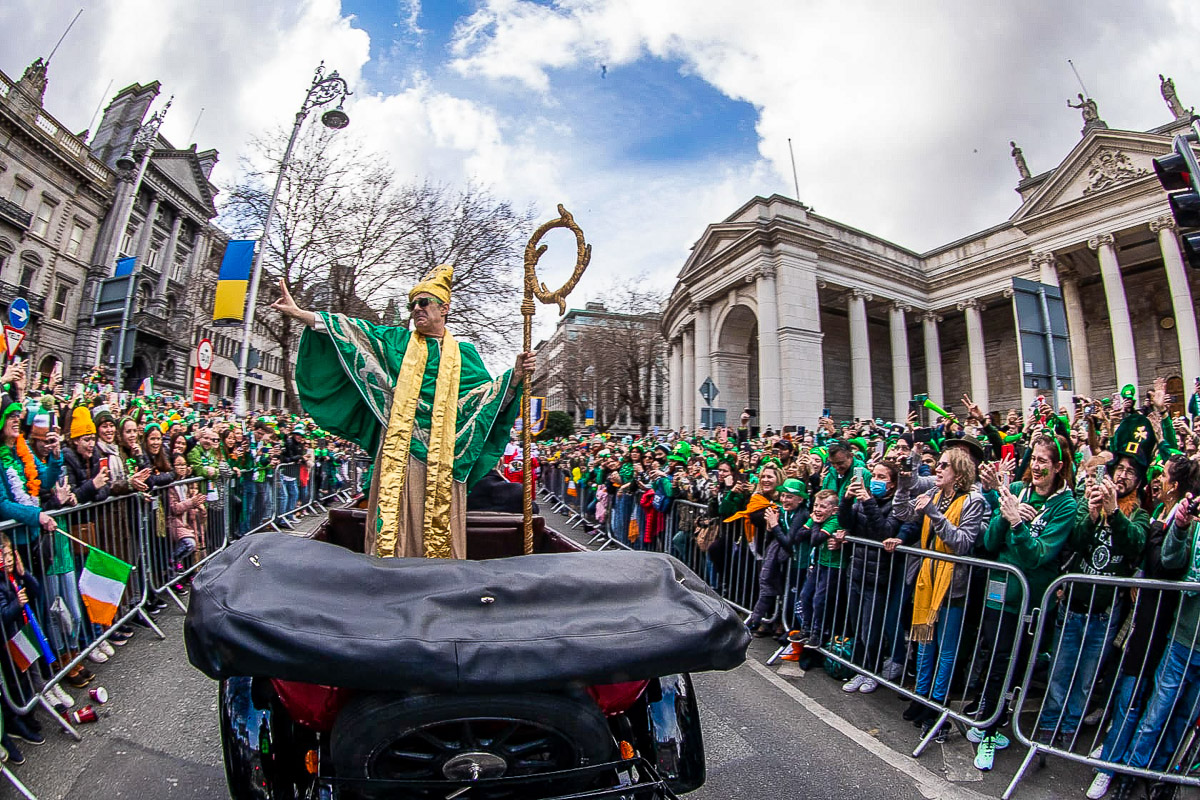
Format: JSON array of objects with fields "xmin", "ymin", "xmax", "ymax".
[{"xmin": 746, "ymin": 479, "xmax": 809, "ymax": 636}]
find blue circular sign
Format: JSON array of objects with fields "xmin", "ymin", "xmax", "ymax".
[{"xmin": 7, "ymin": 298, "xmax": 29, "ymax": 330}]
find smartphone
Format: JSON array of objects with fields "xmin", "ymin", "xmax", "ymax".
[
  {"xmin": 797, "ymin": 426, "xmax": 806, "ymax": 437},
  {"xmin": 1095, "ymin": 465, "xmax": 1106, "ymax": 484},
  {"xmin": 854, "ymin": 465, "xmax": 870, "ymax": 485},
  {"xmin": 908, "ymin": 399, "xmax": 921, "ymax": 418},
  {"xmin": 822, "ymin": 408, "xmax": 831, "ymax": 418},
  {"xmin": 913, "ymin": 427, "xmax": 934, "ymax": 444},
  {"xmin": 50, "ymin": 361, "xmax": 62, "ymax": 385}
]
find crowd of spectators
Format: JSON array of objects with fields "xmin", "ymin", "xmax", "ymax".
[
  {"xmin": 537, "ymin": 377, "xmax": 1200, "ymax": 797},
  {"xmin": 0, "ymin": 359, "xmax": 362, "ymax": 766}
]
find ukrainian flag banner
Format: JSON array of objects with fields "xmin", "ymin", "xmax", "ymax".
[{"xmin": 213, "ymin": 240, "xmax": 256, "ymax": 323}]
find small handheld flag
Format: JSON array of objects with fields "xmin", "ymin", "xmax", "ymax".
[
  {"xmin": 78, "ymin": 547, "xmax": 133, "ymax": 627},
  {"xmin": 6, "ymin": 624, "xmax": 39, "ymax": 672}
]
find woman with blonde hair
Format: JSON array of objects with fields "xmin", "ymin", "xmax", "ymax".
[{"xmin": 893, "ymin": 443, "xmax": 989, "ymax": 728}]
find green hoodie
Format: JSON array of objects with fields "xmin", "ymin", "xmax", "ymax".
[{"xmin": 981, "ymin": 481, "xmax": 1077, "ymax": 614}]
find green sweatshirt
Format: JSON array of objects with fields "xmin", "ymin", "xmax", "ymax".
[
  {"xmin": 1161, "ymin": 520, "xmax": 1200, "ymax": 646},
  {"xmin": 1066, "ymin": 500, "xmax": 1148, "ymax": 612},
  {"xmin": 981, "ymin": 481, "xmax": 1077, "ymax": 614}
]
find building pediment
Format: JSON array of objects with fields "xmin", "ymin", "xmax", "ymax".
[
  {"xmin": 1010, "ymin": 129, "xmax": 1173, "ymax": 223},
  {"xmin": 149, "ymin": 148, "xmax": 218, "ymax": 218}
]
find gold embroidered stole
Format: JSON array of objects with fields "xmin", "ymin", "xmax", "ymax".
[{"xmin": 374, "ymin": 330, "xmax": 461, "ymax": 558}]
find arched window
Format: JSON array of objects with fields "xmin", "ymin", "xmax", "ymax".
[
  {"xmin": 137, "ymin": 281, "xmax": 152, "ymax": 313},
  {"xmin": 163, "ymin": 360, "xmax": 176, "ymax": 382},
  {"xmin": 165, "ymin": 293, "xmax": 177, "ymax": 318}
]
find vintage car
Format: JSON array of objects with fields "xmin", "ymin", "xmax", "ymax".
[{"xmin": 187, "ymin": 499, "xmax": 749, "ymax": 800}]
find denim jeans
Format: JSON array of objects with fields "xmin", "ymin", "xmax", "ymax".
[
  {"xmin": 281, "ymin": 477, "xmax": 298, "ymax": 519},
  {"xmin": 41, "ymin": 572, "xmax": 83, "ymax": 655},
  {"xmin": 242, "ymin": 479, "xmax": 259, "ymax": 533},
  {"xmin": 1038, "ymin": 605, "xmax": 1120, "ymax": 737},
  {"xmin": 1098, "ymin": 673, "xmax": 1148, "ymax": 776},
  {"xmin": 798, "ymin": 563, "xmax": 840, "ymax": 641},
  {"xmin": 915, "ymin": 604, "xmax": 965, "ymax": 703},
  {"xmin": 1125, "ymin": 638, "xmax": 1200, "ymax": 771}
]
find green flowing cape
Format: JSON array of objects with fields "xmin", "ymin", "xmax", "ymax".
[{"xmin": 296, "ymin": 313, "xmax": 520, "ymax": 489}]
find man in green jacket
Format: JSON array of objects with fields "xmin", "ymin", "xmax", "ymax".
[{"xmin": 1037, "ymin": 453, "xmax": 1148, "ymax": 744}]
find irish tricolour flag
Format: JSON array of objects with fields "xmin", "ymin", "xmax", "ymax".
[
  {"xmin": 7, "ymin": 625, "xmax": 40, "ymax": 672},
  {"xmin": 78, "ymin": 548, "xmax": 133, "ymax": 627}
]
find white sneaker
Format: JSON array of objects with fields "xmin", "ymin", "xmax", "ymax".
[
  {"xmin": 86, "ymin": 648, "xmax": 109, "ymax": 664},
  {"xmin": 99, "ymin": 641, "xmax": 115, "ymax": 657},
  {"xmin": 858, "ymin": 677, "xmax": 879, "ymax": 694},
  {"xmin": 50, "ymin": 684, "xmax": 74, "ymax": 709},
  {"xmin": 1086, "ymin": 772, "xmax": 1111, "ymax": 799},
  {"xmin": 880, "ymin": 658, "xmax": 903, "ymax": 682},
  {"xmin": 842, "ymin": 674, "xmax": 869, "ymax": 693}
]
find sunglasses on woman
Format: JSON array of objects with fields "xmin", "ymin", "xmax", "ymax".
[{"xmin": 408, "ymin": 297, "xmax": 442, "ymax": 311}]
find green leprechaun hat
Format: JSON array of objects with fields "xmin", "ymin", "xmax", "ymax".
[
  {"xmin": 667, "ymin": 441, "xmax": 692, "ymax": 464},
  {"xmin": 1110, "ymin": 411, "xmax": 1157, "ymax": 479}
]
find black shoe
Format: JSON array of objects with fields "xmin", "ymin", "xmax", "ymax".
[
  {"xmin": 1149, "ymin": 781, "xmax": 1178, "ymax": 800},
  {"xmin": 118, "ymin": 624, "xmax": 135, "ymax": 635},
  {"xmin": 1111, "ymin": 775, "xmax": 1144, "ymax": 800},
  {"xmin": 8, "ymin": 717, "xmax": 45, "ymax": 746},
  {"xmin": 903, "ymin": 699, "xmax": 927, "ymax": 721},
  {"xmin": 1, "ymin": 736, "xmax": 24, "ymax": 765}
]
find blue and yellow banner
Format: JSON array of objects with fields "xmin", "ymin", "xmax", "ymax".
[
  {"xmin": 213, "ymin": 240, "xmax": 255, "ymax": 323},
  {"xmin": 113, "ymin": 256, "xmax": 136, "ymax": 277}
]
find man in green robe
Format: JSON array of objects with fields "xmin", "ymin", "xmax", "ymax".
[{"xmin": 272, "ymin": 265, "xmax": 534, "ymax": 559}]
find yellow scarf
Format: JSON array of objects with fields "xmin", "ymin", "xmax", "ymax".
[
  {"xmin": 910, "ymin": 491, "xmax": 967, "ymax": 643},
  {"xmin": 724, "ymin": 493, "xmax": 776, "ymax": 544},
  {"xmin": 374, "ymin": 330, "xmax": 461, "ymax": 558}
]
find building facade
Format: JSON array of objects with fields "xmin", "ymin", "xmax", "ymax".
[
  {"xmin": 0, "ymin": 59, "xmax": 114, "ymax": 383},
  {"xmin": 664, "ymin": 90, "xmax": 1200, "ymax": 432},
  {"xmin": 532, "ymin": 301, "xmax": 666, "ymax": 436},
  {"xmin": 0, "ymin": 57, "xmax": 287, "ymax": 404}
]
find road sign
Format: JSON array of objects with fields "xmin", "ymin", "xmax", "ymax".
[
  {"xmin": 1012, "ymin": 278, "xmax": 1073, "ymax": 391},
  {"xmin": 7, "ymin": 298, "xmax": 29, "ymax": 330},
  {"xmin": 699, "ymin": 377, "xmax": 719, "ymax": 403},
  {"xmin": 3, "ymin": 326, "xmax": 24, "ymax": 359},
  {"xmin": 92, "ymin": 275, "xmax": 134, "ymax": 326},
  {"xmin": 192, "ymin": 366, "xmax": 212, "ymax": 405},
  {"xmin": 197, "ymin": 338, "xmax": 214, "ymax": 371}
]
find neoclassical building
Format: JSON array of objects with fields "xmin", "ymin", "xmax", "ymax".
[{"xmin": 664, "ymin": 89, "xmax": 1200, "ymax": 432}]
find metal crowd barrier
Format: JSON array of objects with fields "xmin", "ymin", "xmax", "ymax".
[
  {"xmin": 145, "ymin": 475, "xmax": 235, "ymax": 611},
  {"xmin": 0, "ymin": 471, "xmax": 243, "ymax": 746},
  {"xmin": 770, "ymin": 534, "xmax": 1031, "ymax": 756},
  {"xmin": 1003, "ymin": 572, "xmax": 1200, "ymax": 798}
]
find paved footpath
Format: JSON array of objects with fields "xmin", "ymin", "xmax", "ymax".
[{"xmin": 2, "ymin": 506, "xmax": 1190, "ymax": 799}]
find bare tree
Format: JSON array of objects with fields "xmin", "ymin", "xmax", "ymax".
[
  {"xmin": 547, "ymin": 277, "xmax": 667, "ymax": 434},
  {"xmin": 219, "ymin": 128, "xmax": 534, "ymax": 409}
]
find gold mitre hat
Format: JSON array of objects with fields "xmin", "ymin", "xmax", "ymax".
[{"xmin": 409, "ymin": 264, "xmax": 454, "ymax": 304}]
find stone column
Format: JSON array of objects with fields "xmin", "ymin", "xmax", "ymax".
[
  {"xmin": 1060, "ymin": 272, "xmax": 1092, "ymax": 398},
  {"xmin": 150, "ymin": 211, "xmax": 182, "ymax": 313},
  {"xmin": 848, "ymin": 288, "xmax": 873, "ymax": 420},
  {"xmin": 959, "ymin": 299, "xmax": 988, "ymax": 414},
  {"xmin": 681, "ymin": 328, "xmax": 695, "ymax": 434},
  {"xmin": 1152, "ymin": 215, "xmax": 1200, "ymax": 385},
  {"xmin": 921, "ymin": 312, "xmax": 943, "ymax": 408},
  {"xmin": 691, "ymin": 301, "xmax": 711, "ymax": 430},
  {"xmin": 756, "ymin": 265, "xmax": 782, "ymax": 430},
  {"xmin": 1088, "ymin": 233, "xmax": 1138, "ymax": 392},
  {"xmin": 889, "ymin": 302, "xmax": 912, "ymax": 422},
  {"xmin": 134, "ymin": 194, "xmax": 160, "ymax": 264},
  {"xmin": 668, "ymin": 338, "xmax": 683, "ymax": 430}
]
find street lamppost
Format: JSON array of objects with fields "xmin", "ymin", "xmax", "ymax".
[
  {"xmin": 233, "ymin": 62, "xmax": 351, "ymax": 418},
  {"xmin": 110, "ymin": 96, "xmax": 172, "ymax": 390}
]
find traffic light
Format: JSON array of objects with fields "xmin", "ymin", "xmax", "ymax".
[{"xmin": 1153, "ymin": 131, "xmax": 1200, "ymax": 268}]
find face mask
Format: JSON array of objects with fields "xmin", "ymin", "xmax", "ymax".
[{"xmin": 869, "ymin": 479, "xmax": 888, "ymax": 497}]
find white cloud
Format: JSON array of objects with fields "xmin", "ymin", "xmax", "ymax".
[
  {"xmin": 4, "ymin": 0, "xmax": 1199, "ymax": 368},
  {"xmin": 448, "ymin": 0, "xmax": 1200, "ymax": 250}
]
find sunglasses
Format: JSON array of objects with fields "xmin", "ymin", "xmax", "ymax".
[{"xmin": 408, "ymin": 297, "xmax": 442, "ymax": 311}]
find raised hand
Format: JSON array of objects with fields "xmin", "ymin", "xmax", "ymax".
[{"xmin": 269, "ymin": 279, "xmax": 317, "ymax": 327}]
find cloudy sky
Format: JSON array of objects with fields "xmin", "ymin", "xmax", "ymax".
[{"xmin": 4, "ymin": 0, "xmax": 1199, "ymax": 341}]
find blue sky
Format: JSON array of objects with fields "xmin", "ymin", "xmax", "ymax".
[
  {"xmin": 344, "ymin": 0, "xmax": 761, "ymax": 170},
  {"xmin": 3, "ymin": 0, "xmax": 1199, "ymax": 350}
]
